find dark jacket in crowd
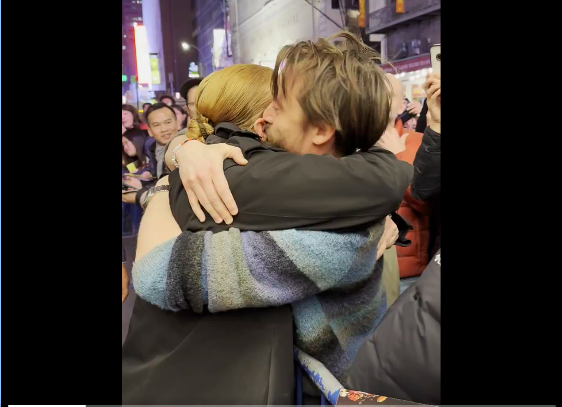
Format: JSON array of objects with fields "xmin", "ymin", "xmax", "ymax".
[
  {"xmin": 122, "ymin": 123, "xmax": 414, "ymax": 405},
  {"xmin": 411, "ymin": 126, "xmax": 441, "ymax": 256},
  {"xmin": 415, "ymin": 99, "xmax": 428, "ymax": 133},
  {"xmin": 134, "ymin": 138, "xmax": 170, "ymax": 208},
  {"xmin": 411, "ymin": 126, "xmax": 440, "ymax": 202},
  {"xmin": 347, "ymin": 249, "xmax": 441, "ymax": 405}
]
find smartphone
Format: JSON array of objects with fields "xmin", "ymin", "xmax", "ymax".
[
  {"xmin": 122, "ymin": 181, "xmax": 139, "ymax": 192},
  {"xmin": 430, "ymin": 44, "xmax": 441, "ymax": 75},
  {"xmin": 125, "ymin": 173, "xmax": 156, "ymax": 179}
]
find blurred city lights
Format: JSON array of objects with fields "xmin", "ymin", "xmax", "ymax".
[
  {"xmin": 213, "ymin": 29, "xmax": 226, "ymax": 69},
  {"xmin": 181, "ymin": 42, "xmax": 189, "ymax": 51},
  {"xmin": 134, "ymin": 25, "xmax": 152, "ymax": 85},
  {"xmin": 175, "ymin": 92, "xmax": 180, "ymax": 99}
]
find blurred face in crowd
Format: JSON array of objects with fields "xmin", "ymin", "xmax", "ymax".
[
  {"xmin": 161, "ymin": 97, "xmax": 174, "ymax": 106},
  {"xmin": 122, "ymin": 136, "xmax": 137, "ymax": 157},
  {"xmin": 173, "ymin": 106, "xmax": 186, "ymax": 130},
  {"xmin": 403, "ymin": 117, "xmax": 417, "ymax": 130},
  {"xmin": 186, "ymin": 86, "xmax": 199, "ymax": 119},
  {"xmin": 257, "ymin": 72, "xmax": 335, "ymax": 156},
  {"xmin": 147, "ymin": 107, "xmax": 177, "ymax": 145},
  {"xmin": 122, "ymin": 109, "xmax": 135, "ymax": 129}
]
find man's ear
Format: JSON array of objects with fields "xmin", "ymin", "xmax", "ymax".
[
  {"xmin": 311, "ymin": 125, "xmax": 336, "ymax": 147},
  {"xmin": 147, "ymin": 126, "xmax": 154, "ymax": 138}
]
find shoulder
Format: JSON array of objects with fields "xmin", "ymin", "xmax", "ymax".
[{"xmin": 156, "ymin": 175, "xmax": 169, "ymax": 187}]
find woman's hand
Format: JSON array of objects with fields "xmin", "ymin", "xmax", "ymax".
[
  {"xmin": 122, "ymin": 264, "xmax": 129, "ymax": 303},
  {"xmin": 376, "ymin": 128, "xmax": 408, "ymax": 155},
  {"xmin": 140, "ymin": 171, "xmax": 153, "ymax": 181},
  {"xmin": 423, "ymin": 74, "xmax": 441, "ymax": 129},
  {"xmin": 125, "ymin": 176, "xmax": 143, "ymax": 189},
  {"xmin": 407, "ymin": 100, "xmax": 422, "ymax": 116},
  {"xmin": 377, "ymin": 216, "xmax": 399, "ymax": 260},
  {"xmin": 174, "ymin": 141, "xmax": 248, "ymax": 224}
]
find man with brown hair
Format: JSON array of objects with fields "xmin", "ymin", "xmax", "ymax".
[
  {"xmin": 166, "ymin": 32, "xmax": 398, "ymax": 223},
  {"xmin": 253, "ymin": 32, "xmax": 391, "ymax": 158}
]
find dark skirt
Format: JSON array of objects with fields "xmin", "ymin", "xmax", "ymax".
[{"xmin": 122, "ymin": 297, "xmax": 295, "ymax": 404}]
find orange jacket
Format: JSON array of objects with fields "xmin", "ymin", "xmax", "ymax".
[{"xmin": 395, "ymin": 132, "xmax": 432, "ymax": 278}]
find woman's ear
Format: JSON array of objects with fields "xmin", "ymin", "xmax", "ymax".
[{"xmin": 254, "ymin": 118, "xmax": 268, "ymax": 142}]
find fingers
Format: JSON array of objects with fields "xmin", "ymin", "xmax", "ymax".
[
  {"xmin": 200, "ymin": 178, "xmax": 233, "ymax": 224},
  {"xmin": 427, "ymin": 84, "xmax": 440, "ymax": 98},
  {"xmin": 192, "ymin": 182, "xmax": 224, "ymax": 224},
  {"xmin": 212, "ymin": 173, "xmax": 238, "ymax": 219},
  {"xmin": 423, "ymin": 77, "xmax": 434, "ymax": 90},
  {"xmin": 423, "ymin": 76, "xmax": 440, "ymax": 93},
  {"xmin": 186, "ymin": 188, "xmax": 206, "ymax": 223},
  {"xmin": 224, "ymin": 146, "xmax": 248, "ymax": 166},
  {"xmin": 376, "ymin": 241, "xmax": 385, "ymax": 260},
  {"xmin": 431, "ymin": 88, "xmax": 441, "ymax": 101}
]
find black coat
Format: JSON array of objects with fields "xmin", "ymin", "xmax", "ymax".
[
  {"xmin": 123, "ymin": 124, "xmax": 296, "ymax": 405},
  {"xmin": 411, "ymin": 126, "xmax": 440, "ymax": 202},
  {"xmin": 411, "ymin": 126, "xmax": 441, "ymax": 256},
  {"xmin": 347, "ymin": 250, "xmax": 441, "ymax": 405}
]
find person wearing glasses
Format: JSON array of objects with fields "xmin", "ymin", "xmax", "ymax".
[{"xmin": 179, "ymin": 77, "xmax": 203, "ymax": 121}]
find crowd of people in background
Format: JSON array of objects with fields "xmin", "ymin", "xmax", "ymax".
[
  {"xmin": 121, "ymin": 78, "xmax": 203, "ymax": 238},
  {"xmin": 121, "ymin": 32, "xmax": 441, "ymax": 406}
]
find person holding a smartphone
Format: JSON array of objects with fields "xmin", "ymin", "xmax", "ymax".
[
  {"xmin": 397, "ymin": 97, "xmax": 422, "ymax": 132},
  {"xmin": 347, "ymin": 71, "xmax": 442, "ymax": 407}
]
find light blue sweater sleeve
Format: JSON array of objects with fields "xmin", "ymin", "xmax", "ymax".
[{"xmin": 132, "ymin": 237, "xmax": 177, "ymax": 310}]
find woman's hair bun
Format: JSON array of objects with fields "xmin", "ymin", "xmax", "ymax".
[{"xmin": 186, "ymin": 116, "xmax": 214, "ymax": 142}]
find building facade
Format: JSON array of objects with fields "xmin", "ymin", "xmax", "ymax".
[
  {"xmin": 122, "ymin": 0, "xmax": 144, "ymax": 94},
  {"xmin": 191, "ymin": 0, "xmax": 233, "ymax": 77},
  {"xmin": 367, "ymin": 0, "xmax": 440, "ymax": 101},
  {"xmin": 228, "ymin": 0, "xmax": 345, "ymax": 67},
  {"xmin": 159, "ymin": 0, "xmax": 196, "ymax": 96},
  {"xmin": 142, "ymin": 0, "xmax": 167, "ymax": 94}
]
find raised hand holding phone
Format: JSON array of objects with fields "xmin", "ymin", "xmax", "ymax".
[
  {"xmin": 430, "ymin": 44, "xmax": 441, "ymax": 75},
  {"xmin": 423, "ymin": 73, "xmax": 440, "ymax": 133}
]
